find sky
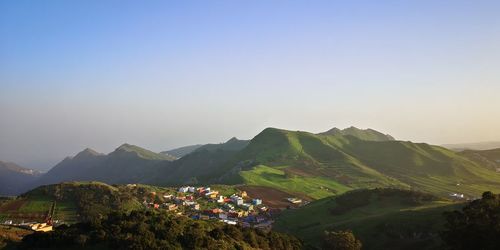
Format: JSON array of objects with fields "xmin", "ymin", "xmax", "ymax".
[{"xmin": 1, "ymin": 0, "xmax": 500, "ymax": 170}]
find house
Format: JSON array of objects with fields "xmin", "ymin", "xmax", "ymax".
[
  {"xmin": 178, "ymin": 187, "xmax": 189, "ymax": 193},
  {"xmin": 241, "ymin": 203, "xmax": 254, "ymax": 211},
  {"xmin": 240, "ymin": 191, "xmax": 248, "ymax": 198},
  {"xmin": 231, "ymin": 195, "xmax": 244, "ymax": 205},
  {"xmin": 163, "ymin": 194, "xmax": 173, "ymax": 200},
  {"xmin": 287, "ymin": 198, "xmax": 302, "ymax": 204},
  {"xmin": 188, "ymin": 187, "xmax": 196, "ymax": 193},
  {"xmin": 222, "ymin": 219, "xmax": 237, "ymax": 225},
  {"xmin": 205, "ymin": 191, "xmax": 219, "ymax": 199},
  {"xmin": 163, "ymin": 203, "xmax": 178, "ymax": 211},
  {"xmin": 185, "ymin": 201, "xmax": 196, "ymax": 206},
  {"xmin": 224, "ymin": 203, "xmax": 235, "ymax": 210},
  {"xmin": 153, "ymin": 204, "xmax": 160, "ymax": 209},
  {"xmin": 229, "ymin": 211, "xmax": 244, "ymax": 218},
  {"xmin": 219, "ymin": 213, "xmax": 228, "ymax": 220},
  {"xmin": 252, "ymin": 199, "xmax": 262, "ymax": 205},
  {"xmin": 216, "ymin": 195, "xmax": 225, "ymax": 203},
  {"xmin": 235, "ymin": 198, "xmax": 244, "ymax": 206},
  {"xmin": 256, "ymin": 216, "xmax": 266, "ymax": 223},
  {"xmin": 191, "ymin": 204, "xmax": 200, "ymax": 210},
  {"xmin": 27, "ymin": 223, "xmax": 53, "ymax": 232}
]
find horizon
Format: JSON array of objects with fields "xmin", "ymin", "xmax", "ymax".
[{"xmin": 2, "ymin": 1, "xmax": 500, "ymax": 170}]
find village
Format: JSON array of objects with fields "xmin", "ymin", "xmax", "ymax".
[{"xmin": 140, "ymin": 185, "xmax": 303, "ymax": 230}]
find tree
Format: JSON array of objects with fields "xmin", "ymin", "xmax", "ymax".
[
  {"xmin": 322, "ymin": 230, "xmax": 362, "ymax": 250},
  {"xmin": 442, "ymin": 191, "xmax": 500, "ymax": 250}
]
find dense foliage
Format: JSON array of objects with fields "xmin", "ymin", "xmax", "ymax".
[
  {"xmin": 23, "ymin": 182, "xmax": 139, "ymax": 223},
  {"xmin": 20, "ymin": 210, "xmax": 302, "ymax": 250},
  {"xmin": 442, "ymin": 191, "xmax": 500, "ymax": 250},
  {"xmin": 330, "ymin": 188, "xmax": 438, "ymax": 215},
  {"xmin": 322, "ymin": 230, "xmax": 362, "ymax": 250}
]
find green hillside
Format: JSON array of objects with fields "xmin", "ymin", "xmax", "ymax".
[
  {"xmin": 274, "ymin": 189, "xmax": 463, "ymax": 250},
  {"xmin": 459, "ymin": 148, "xmax": 500, "ymax": 171},
  {"xmin": 224, "ymin": 128, "xmax": 500, "ymax": 199}
]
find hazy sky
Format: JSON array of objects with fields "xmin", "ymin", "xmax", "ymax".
[{"xmin": 1, "ymin": 1, "xmax": 500, "ymax": 170}]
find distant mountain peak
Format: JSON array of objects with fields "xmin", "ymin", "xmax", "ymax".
[
  {"xmin": 226, "ymin": 137, "xmax": 240, "ymax": 143},
  {"xmin": 112, "ymin": 143, "xmax": 175, "ymax": 161},
  {"xmin": 319, "ymin": 126, "xmax": 395, "ymax": 141},
  {"xmin": 75, "ymin": 148, "xmax": 102, "ymax": 158}
]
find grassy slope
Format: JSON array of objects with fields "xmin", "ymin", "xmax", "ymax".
[
  {"xmin": 240, "ymin": 165, "xmax": 351, "ymax": 199},
  {"xmin": 274, "ymin": 189, "xmax": 462, "ymax": 250}
]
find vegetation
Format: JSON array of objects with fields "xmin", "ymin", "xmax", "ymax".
[
  {"xmin": 19, "ymin": 210, "xmax": 302, "ymax": 250},
  {"xmin": 274, "ymin": 188, "xmax": 461, "ymax": 249},
  {"xmin": 20, "ymin": 182, "xmax": 141, "ymax": 223},
  {"xmin": 441, "ymin": 191, "xmax": 500, "ymax": 250},
  {"xmin": 323, "ymin": 230, "xmax": 362, "ymax": 250}
]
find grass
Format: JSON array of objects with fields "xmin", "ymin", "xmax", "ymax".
[
  {"xmin": 18, "ymin": 196, "xmax": 52, "ymax": 213},
  {"xmin": 274, "ymin": 189, "xmax": 463, "ymax": 250},
  {"xmin": 240, "ymin": 165, "xmax": 352, "ymax": 199}
]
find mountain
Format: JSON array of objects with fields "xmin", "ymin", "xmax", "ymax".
[
  {"xmin": 161, "ymin": 144, "xmax": 203, "ymax": 158},
  {"xmin": 146, "ymin": 127, "xmax": 500, "ymax": 200},
  {"xmin": 442, "ymin": 141, "xmax": 500, "ymax": 151},
  {"xmin": 0, "ymin": 161, "xmax": 42, "ymax": 196},
  {"xmin": 37, "ymin": 144, "xmax": 174, "ymax": 186},
  {"xmin": 160, "ymin": 138, "xmax": 249, "ymax": 159},
  {"xmin": 319, "ymin": 126, "xmax": 395, "ymax": 141},
  {"xmin": 148, "ymin": 138, "xmax": 250, "ymax": 185}
]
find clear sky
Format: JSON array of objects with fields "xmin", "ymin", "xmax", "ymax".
[{"xmin": 1, "ymin": 0, "xmax": 500, "ymax": 170}]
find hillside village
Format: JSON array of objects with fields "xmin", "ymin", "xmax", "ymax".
[{"xmin": 138, "ymin": 184, "xmax": 303, "ymax": 230}]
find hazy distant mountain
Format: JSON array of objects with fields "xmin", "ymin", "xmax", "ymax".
[
  {"xmin": 194, "ymin": 137, "xmax": 249, "ymax": 152},
  {"xmin": 0, "ymin": 161, "xmax": 42, "ymax": 196},
  {"xmin": 161, "ymin": 144, "xmax": 203, "ymax": 158},
  {"xmin": 442, "ymin": 141, "xmax": 500, "ymax": 151},
  {"xmin": 319, "ymin": 126, "xmax": 395, "ymax": 141},
  {"xmin": 161, "ymin": 137, "xmax": 249, "ymax": 159},
  {"xmin": 37, "ymin": 144, "xmax": 174, "ymax": 185}
]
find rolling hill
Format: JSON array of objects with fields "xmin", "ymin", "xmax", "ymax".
[
  {"xmin": 0, "ymin": 161, "xmax": 42, "ymax": 196},
  {"xmin": 274, "ymin": 188, "xmax": 463, "ymax": 250}
]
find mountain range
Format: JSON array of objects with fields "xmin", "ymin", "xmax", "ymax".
[
  {"xmin": 2, "ymin": 126, "xmax": 500, "ymax": 199},
  {"xmin": 0, "ymin": 161, "xmax": 42, "ymax": 196}
]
